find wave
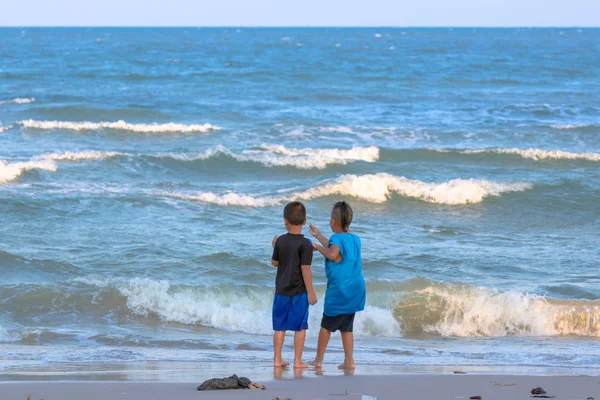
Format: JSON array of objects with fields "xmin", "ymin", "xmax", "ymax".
[
  {"xmin": 158, "ymin": 144, "xmax": 378, "ymax": 170},
  {"xmin": 4, "ymin": 277, "xmax": 598, "ymax": 339},
  {"xmin": 396, "ymin": 279, "xmax": 600, "ymax": 337},
  {"xmin": 27, "ymin": 144, "xmax": 378, "ymax": 170},
  {"xmin": 550, "ymin": 124, "xmax": 597, "ymax": 130},
  {"xmin": 0, "ymin": 325, "xmax": 33, "ymax": 343},
  {"xmin": 38, "ymin": 150, "xmax": 128, "ymax": 162},
  {"xmin": 72, "ymin": 276, "xmax": 399, "ymax": 337},
  {"xmin": 436, "ymin": 148, "xmax": 600, "ymax": 162},
  {"xmin": 0, "ymin": 97, "xmax": 35, "ymax": 105},
  {"xmin": 19, "ymin": 120, "xmax": 220, "ymax": 134},
  {"xmin": 163, "ymin": 173, "xmax": 531, "ymax": 207},
  {"xmin": 0, "ymin": 159, "xmax": 57, "ymax": 184},
  {"xmin": 0, "ymin": 125, "xmax": 13, "ymax": 133}
]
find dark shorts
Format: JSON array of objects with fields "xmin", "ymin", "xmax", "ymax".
[
  {"xmin": 272, "ymin": 292, "xmax": 309, "ymax": 332},
  {"xmin": 321, "ymin": 313, "xmax": 356, "ymax": 333}
]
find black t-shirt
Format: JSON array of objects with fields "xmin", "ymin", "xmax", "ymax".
[{"xmin": 272, "ymin": 233, "xmax": 313, "ymax": 296}]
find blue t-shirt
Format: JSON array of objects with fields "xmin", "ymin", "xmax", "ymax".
[{"xmin": 324, "ymin": 233, "xmax": 366, "ymax": 317}]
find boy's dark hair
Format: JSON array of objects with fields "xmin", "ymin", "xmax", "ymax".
[
  {"xmin": 332, "ymin": 201, "xmax": 353, "ymax": 232},
  {"xmin": 284, "ymin": 201, "xmax": 307, "ymax": 226}
]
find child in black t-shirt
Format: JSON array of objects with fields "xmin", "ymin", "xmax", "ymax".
[{"xmin": 271, "ymin": 201, "xmax": 317, "ymax": 369}]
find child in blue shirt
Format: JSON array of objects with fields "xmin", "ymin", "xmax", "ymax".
[{"xmin": 309, "ymin": 201, "xmax": 366, "ymax": 370}]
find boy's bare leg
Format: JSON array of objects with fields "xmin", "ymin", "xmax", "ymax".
[
  {"xmin": 273, "ymin": 331, "xmax": 289, "ymax": 367},
  {"xmin": 309, "ymin": 327, "xmax": 331, "ymax": 368},
  {"xmin": 293, "ymin": 329, "xmax": 309, "ymax": 368},
  {"xmin": 338, "ymin": 331, "xmax": 355, "ymax": 370}
]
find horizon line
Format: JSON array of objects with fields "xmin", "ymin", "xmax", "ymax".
[{"xmin": 0, "ymin": 25, "xmax": 599, "ymax": 29}]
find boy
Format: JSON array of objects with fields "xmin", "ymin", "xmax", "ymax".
[{"xmin": 271, "ymin": 201, "xmax": 318, "ymax": 369}]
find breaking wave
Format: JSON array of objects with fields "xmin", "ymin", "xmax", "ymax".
[
  {"xmin": 4, "ymin": 277, "xmax": 597, "ymax": 339},
  {"xmin": 0, "ymin": 159, "xmax": 57, "ymax": 184},
  {"xmin": 437, "ymin": 148, "xmax": 600, "ymax": 162},
  {"xmin": 0, "ymin": 97, "xmax": 35, "ymax": 105},
  {"xmin": 19, "ymin": 119, "xmax": 219, "ymax": 133},
  {"xmin": 72, "ymin": 276, "xmax": 398, "ymax": 337},
  {"xmin": 396, "ymin": 279, "xmax": 600, "ymax": 337},
  {"xmin": 163, "ymin": 173, "xmax": 531, "ymax": 207}
]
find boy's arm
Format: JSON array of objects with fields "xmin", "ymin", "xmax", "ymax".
[
  {"xmin": 309, "ymin": 225, "xmax": 329, "ymax": 246},
  {"xmin": 271, "ymin": 235, "xmax": 279, "ymax": 268},
  {"xmin": 301, "ymin": 265, "xmax": 318, "ymax": 305},
  {"xmin": 314, "ymin": 243, "xmax": 342, "ymax": 263}
]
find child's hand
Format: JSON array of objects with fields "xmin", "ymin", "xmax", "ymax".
[
  {"xmin": 272, "ymin": 235, "xmax": 278, "ymax": 248},
  {"xmin": 309, "ymin": 224, "xmax": 320, "ymax": 237},
  {"xmin": 308, "ymin": 291, "xmax": 318, "ymax": 305}
]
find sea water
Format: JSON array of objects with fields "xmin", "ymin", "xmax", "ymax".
[{"xmin": 0, "ymin": 28, "xmax": 599, "ymax": 371}]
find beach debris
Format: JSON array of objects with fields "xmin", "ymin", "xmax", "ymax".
[
  {"xmin": 531, "ymin": 388, "xmax": 547, "ymax": 395},
  {"xmin": 454, "ymin": 371, "xmax": 467, "ymax": 374},
  {"xmin": 197, "ymin": 374, "xmax": 265, "ymax": 390},
  {"xmin": 469, "ymin": 396, "xmax": 482, "ymax": 400},
  {"xmin": 272, "ymin": 398, "xmax": 292, "ymax": 400},
  {"xmin": 586, "ymin": 397, "xmax": 594, "ymax": 400}
]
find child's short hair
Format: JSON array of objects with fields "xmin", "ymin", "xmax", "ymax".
[
  {"xmin": 284, "ymin": 201, "xmax": 307, "ymax": 226},
  {"xmin": 332, "ymin": 201, "xmax": 353, "ymax": 232}
]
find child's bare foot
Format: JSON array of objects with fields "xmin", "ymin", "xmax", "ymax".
[
  {"xmin": 274, "ymin": 360, "xmax": 290, "ymax": 367},
  {"xmin": 308, "ymin": 360, "xmax": 323, "ymax": 368},
  {"xmin": 337, "ymin": 361, "xmax": 356, "ymax": 370},
  {"xmin": 294, "ymin": 361, "xmax": 309, "ymax": 369}
]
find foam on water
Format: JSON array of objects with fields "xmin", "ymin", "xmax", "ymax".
[
  {"xmin": 433, "ymin": 148, "xmax": 600, "ymax": 162},
  {"xmin": 163, "ymin": 173, "xmax": 531, "ymax": 207},
  {"xmin": 0, "ymin": 97, "xmax": 35, "ymax": 105},
  {"xmin": 73, "ymin": 276, "xmax": 400, "ymax": 337},
  {"xmin": 64, "ymin": 277, "xmax": 600, "ymax": 338},
  {"xmin": 0, "ymin": 125, "xmax": 13, "ymax": 133},
  {"xmin": 159, "ymin": 144, "xmax": 379, "ymax": 169},
  {"xmin": 39, "ymin": 150, "xmax": 129, "ymax": 162},
  {"xmin": 396, "ymin": 282, "xmax": 600, "ymax": 337},
  {"xmin": 20, "ymin": 120, "xmax": 219, "ymax": 133},
  {"xmin": 462, "ymin": 148, "xmax": 600, "ymax": 162},
  {"xmin": 0, "ymin": 159, "xmax": 57, "ymax": 184}
]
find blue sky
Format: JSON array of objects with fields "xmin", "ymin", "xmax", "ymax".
[{"xmin": 1, "ymin": 0, "xmax": 599, "ymax": 27}]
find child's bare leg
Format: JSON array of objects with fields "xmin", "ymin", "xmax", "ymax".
[
  {"xmin": 338, "ymin": 331, "xmax": 355, "ymax": 370},
  {"xmin": 309, "ymin": 328, "xmax": 331, "ymax": 368},
  {"xmin": 293, "ymin": 330, "xmax": 308, "ymax": 368},
  {"xmin": 273, "ymin": 331, "xmax": 289, "ymax": 367}
]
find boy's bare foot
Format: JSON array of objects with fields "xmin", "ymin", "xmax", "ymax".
[
  {"xmin": 274, "ymin": 360, "xmax": 290, "ymax": 367},
  {"xmin": 337, "ymin": 361, "xmax": 356, "ymax": 370},
  {"xmin": 294, "ymin": 361, "xmax": 309, "ymax": 369},
  {"xmin": 308, "ymin": 360, "xmax": 323, "ymax": 368}
]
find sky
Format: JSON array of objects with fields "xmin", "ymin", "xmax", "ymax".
[{"xmin": 1, "ymin": 0, "xmax": 599, "ymax": 27}]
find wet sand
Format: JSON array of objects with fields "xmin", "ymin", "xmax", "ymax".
[{"xmin": 0, "ymin": 368, "xmax": 598, "ymax": 400}]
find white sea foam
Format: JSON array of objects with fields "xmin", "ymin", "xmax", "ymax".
[
  {"xmin": 550, "ymin": 124, "xmax": 593, "ymax": 130},
  {"xmin": 399, "ymin": 284, "xmax": 600, "ymax": 337},
  {"xmin": 162, "ymin": 173, "xmax": 531, "ymax": 207},
  {"xmin": 0, "ymin": 325, "xmax": 29, "ymax": 343},
  {"xmin": 38, "ymin": 150, "xmax": 129, "ymax": 162},
  {"xmin": 158, "ymin": 144, "xmax": 379, "ymax": 169},
  {"xmin": 0, "ymin": 125, "xmax": 13, "ymax": 133},
  {"xmin": 74, "ymin": 276, "xmax": 399, "ymax": 337},
  {"xmin": 0, "ymin": 159, "xmax": 57, "ymax": 184},
  {"xmin": 0, "ymin": 97, "xmax": 35, "ymax": 105},
  {"xmin": 20, "ymin": 120, "xmax": 219, "ymax": 133},
  {"xmin": 435, "ymin": 148, "xmax": 600, "ymax": 162}
]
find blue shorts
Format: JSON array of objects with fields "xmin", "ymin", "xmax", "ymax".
[{"xmin": 272, "ymin": 292, "xmax": 309, "ymax": 332}]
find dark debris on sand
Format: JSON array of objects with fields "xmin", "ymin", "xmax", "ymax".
[{"xmin": 197, "ymin": 374, "xmax": 266, "ymax": 391}]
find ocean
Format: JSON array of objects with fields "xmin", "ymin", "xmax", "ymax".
[{"xmin": 0, "ymin": 27, "xmax": 599, "ymax": 373}]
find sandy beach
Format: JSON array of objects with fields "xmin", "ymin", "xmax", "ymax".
[
  {"xmin": 1, "ymin": 374, "xmax": 598, "ymax": 400},
  {"xmin": 0, "ymin": 362, "xmax": 598, "ymax": 400}
]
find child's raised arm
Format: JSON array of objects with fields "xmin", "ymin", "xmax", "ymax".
[{"xmin": 309, "ymin": 225, "xmax": 329, "ymax": 246}]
